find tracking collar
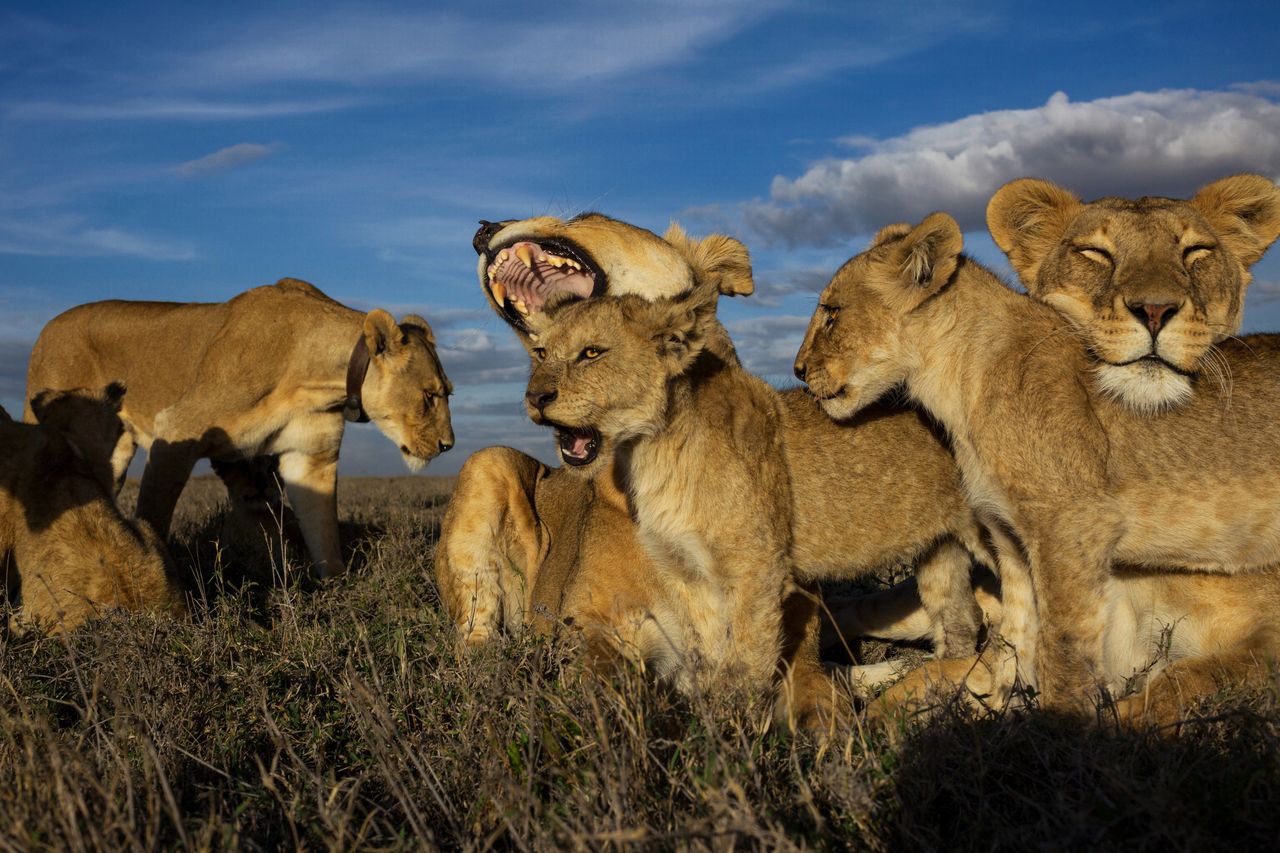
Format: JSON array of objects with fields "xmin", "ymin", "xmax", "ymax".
[{"xmin": 343, "ymin": 335, "xmax": 371, "ymax": 423}]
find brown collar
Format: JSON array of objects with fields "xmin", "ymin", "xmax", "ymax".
[{"xmin": 343, "ymin": 336, "xmax": 371, "ymax": 423}]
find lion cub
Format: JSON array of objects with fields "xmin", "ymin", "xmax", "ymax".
[
  {"xmin": 523, "ymin": 286, "xmax": 794, "ymax": 692},
  {"xmin": 795, "ymin": 212, "xmax": 1280, "ymax": 713},
  {"xmin": 1, "ymin": 386, "xmax": 186, "ymax": 632}
]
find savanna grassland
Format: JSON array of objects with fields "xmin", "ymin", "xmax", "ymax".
[{"xmin": 2, "ymin": 476, "xmax": 1279, "ymax": 851}]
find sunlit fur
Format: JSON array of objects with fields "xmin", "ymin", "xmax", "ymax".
[
  {"xmin": 25, "ymin": 278, "xmax": 453, "ymax": 579},
  {"xmin": 797, "ymin": 211, "xmax": 1280, "ymax": 726},
  {"xmin": 525, "ymin": 288, "xmax": 796, "ymax": 694},
  {"xmin": 988, "ymin": 174, "xmax": 1280, "ymax": 412},
  {"xmin": 439, "ymin": 212, "xmax": 992, "ymax": 731}
]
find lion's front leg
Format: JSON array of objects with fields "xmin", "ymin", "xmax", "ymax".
[
  {"xmin": 1025, "ymin": 529, "xmax": 1112, "ymax": 713},
  {"xmin": 776, "ymin": 583, "xmax": 851, "ymax": 734},
  {"xmin": 915, "ymin": 537, "xmax": 982, "ymax": 657},
  {"xmin": 434, "ymin": 447, "xmax": 548, "ymax": 645},
  {"xmin": 277, "ymin": 450, "xmax": 343, "ymax": 579},
  {"xmin": 136, "ymin": 437, "xmax": 203, "ymax": 537}
]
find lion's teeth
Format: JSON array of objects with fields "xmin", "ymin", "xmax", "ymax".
[
  {"xmin": 487, "ymin": 264, "xmax": 497, "ymax": 280},
  {"xmin": 513, "ymin": 299, "xmax": 528, "ymax": 315},
  {"xmin": 497, "ymin": 249, "xmax": 509, "ymax": 265},
  {"xmin": 491, "ymin": 281, "xmax": 507, "ymax": 307},
  {"xmin": 565, "ymin": 258, "xmax": 581, "ymax": 270},
  {"xmin": 545, "ymin": 254, "xmax": 566, "ymax": 268},
  {"xmin": 515, "ymin": 245, "xmax": 534, "ymax": 270}
]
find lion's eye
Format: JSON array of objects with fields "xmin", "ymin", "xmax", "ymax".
[
  {"xmin": 1076, "ymin": 246, "xmax": 1113, "ymax": 266},
  {"xmin": 1183, "ymin": 244, "xmax": 1214, "ymax": 265},
  {"xmin": 821, "ymin": 305, "xmax": 840, "ymax": 327},
  {"xmin": 580, "ymin": 347, "xmax": 603, "ymax": 361},
  {"xmin": 532, "ymin": 347, "xmax": 547, "ymax": 362}
]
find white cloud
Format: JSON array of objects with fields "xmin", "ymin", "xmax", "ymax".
[
  {"xmin": 174, "ymin": 142, "xmax": 283, "ymax": 177},
  {"xmin": 0, "ymin": 216, "xmax": 196, "ymax": 261},
  {"xmin": 741, "ymin": 86, "xmax": 1280, "ymax": 247}
]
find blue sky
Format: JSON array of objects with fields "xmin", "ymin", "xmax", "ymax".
[{"xmin": 3, "ymin": 1, "xmax": 1279, "ymax": 475}]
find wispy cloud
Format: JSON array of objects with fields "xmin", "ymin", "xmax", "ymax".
[
  {"xmin": 738, "ymin": 86, "xmax": 1280, "ymax": 247},
  {"xmin": 174, "ymin": 142, "xmax": 284, "ymax": 177},
  {"xmin": 0, "ymin": 216, "xmax": 196, "ymax": 260},
  {"xmin": 177, "ymin": 1, "xmax": 779, "ymax": 91},
  {"xmin": 6, "ymin": 97, "xmax": 359, "ymax": 122}
]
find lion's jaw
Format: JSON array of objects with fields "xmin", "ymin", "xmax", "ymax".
[{"xmin": 473, "ymin": 214, "xmax": 700, "ymax": 347}]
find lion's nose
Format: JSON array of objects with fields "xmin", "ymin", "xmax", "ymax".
[
  {"xmin": 1127, "ymin": 301, "xmax": 1179, "ymax": 337},
  {"xmin": 793, "ymin": 359, "xmax": 807, "ymax": 382},
  {"xmin": 525, "ymin": 388, "xmax": 557, "ymax": 410},
  {"xmin": 473, "ymin": 220, "xmax": 504, "ymax": 256},
  {"xmin": 439, "ymin": 439, "xmax": 453, "ymax": 453}
]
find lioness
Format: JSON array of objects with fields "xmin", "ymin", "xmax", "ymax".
[
  {"xmin": 26, "ymin": 278, "xmax": 454, "ymax": 578},
  {"xmin": 794, "ymin": 212, "xmax": 1280, "ymax": 712},
  {"xmin": 1, "ymin": 385, "xmax": 186, "ymax": 632},
  {"xmin": 521, "ymin": 286, "xmax": 795, "ymax": 691},
  {"xmin": 987, "ymin": 174, "xmax": 1280, "ymax": 413},
  {"xmin": 436, "ymin": 214, "xmax": 990, "ymax": 724}
]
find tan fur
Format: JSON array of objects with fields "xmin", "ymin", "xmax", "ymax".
[
  {"xmin": 520, "ymin": 289, "xmax": 794, "ymax": 692},
  {"xmin": 437, "ymin": 213, "xmax": 990, "ymax": 728},
  {"xmin": 795, "ymin": 212, "xmax": 1280, "ymax": 718},
  {"xmin": 0, "ymin": 386, "xmax": 186, "ymax": 632},
  {"xmin": 25, "ymin": 278, "xmax": 454, "ymax": 578},
  {"xmin": 860, "ymin": 566, "xmax": 1280, "ymax": 732},
  {"xmin": 987, "ymin": 175, "xmax": 1280, "ymax": 413}
]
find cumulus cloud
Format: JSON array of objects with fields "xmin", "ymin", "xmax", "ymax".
[
  {"xmin": 174, "ymin": 142, "xmax": 283, "ymax": 177},
  {"xmin": 743, "ymin": 87, "xmax": 1280, "ymax": 247}
]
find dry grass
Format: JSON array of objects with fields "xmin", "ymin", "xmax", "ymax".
[{"xmin": 1, "ymin": 476, "xmax": 1278, "ymax": 850}]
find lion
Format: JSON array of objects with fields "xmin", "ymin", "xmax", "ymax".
[
  {"xmin": 986, "ymin": 174, "xmax": 1280, "ymax": 414},
  {"xmin": 519, "ymin": 285, "xmax": 796, "ymax": 691},
  {"xmin": 25, "ymin": 278, "xmax": 454, "ymax": 578},
  {"xmin": 832, "ymin": 561, "xmax": 1280, "ymax": 731},
  {"xmin": 794, "ymin": 211, "xmax": 1280, "ymax": 718},
  {"xmin": 436, "ymin": 214, "xmax": 992, "ymax": 726},
  {"xmin": 1, "ymin": 385, "xmax": 187, "ymax": 632}
]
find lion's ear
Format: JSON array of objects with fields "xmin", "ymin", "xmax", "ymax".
[
  {"xmin": 891, "ymin": 213, "xmax": 964, "ymax": 294},
  {"xmin": 363, "ymin": 309, "xmax": 403, "ymax": 355},
  {"xmin": 625, "ymin": 284, "xmax": 719, "ymax": 374},
  {"xmin": 1190, "ymin": 174, "xmax": 1280, "ymax": 269},
  {"xmin": 664, "ymin": 224, "xmax": 754, "ymax": 297},
  {"xmin": 871, "ymin": 223, "xmax": 912, "ymax": 247},
  {"xmin": 400, "ymin": 314, "xmax": 436, "ymax": 347},
  {"xmin": 987, "ymin": 178, "xmax": 1083, "ymax": 288},
  {"xmin": 103, "ymin": 381, "xmax": 126, "ymax": 413}
]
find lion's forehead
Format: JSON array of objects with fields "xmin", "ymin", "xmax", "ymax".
[{"xmin": 1066, "ymin": 204, "xmax": 1214, "ymax": 247}]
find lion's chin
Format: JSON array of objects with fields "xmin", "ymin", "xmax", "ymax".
[
  {"xmin": 400, "ymin": 450, "xmax": 435, "ymax": 473},
  {"xmin": 1094, "ymin": 360, "xmax": 1193, "ymax": 415}
]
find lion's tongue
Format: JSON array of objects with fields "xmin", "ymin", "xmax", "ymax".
[
  {"xmin": 559, "ymin": 428, "xmax": 596, "ymax": 460},
  {"xmin": 488, "ymin": 241, "xmax": 595, "ymax": 315}
]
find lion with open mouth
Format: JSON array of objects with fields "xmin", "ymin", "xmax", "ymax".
[{"xmin": 435, "ymin": 212, "xmax": 993, "ymax": 728}]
